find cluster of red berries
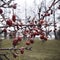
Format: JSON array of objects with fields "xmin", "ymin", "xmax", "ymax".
[
  {"xmin": 13, "ymin": 36, "xmax": 22, "ymax": 47},
  {"xmin": 12, "ymin": 37, "xmax": 34, "ymax": 58}
]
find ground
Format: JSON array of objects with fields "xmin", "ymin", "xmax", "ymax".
[{"xmin": 0, "ymin": 39, "xmax": 60, "ymax": 60}]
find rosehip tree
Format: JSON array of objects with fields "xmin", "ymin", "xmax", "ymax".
[{"xmin": 0, "ymin": 0, "xmax": 60, "ymax": 59}]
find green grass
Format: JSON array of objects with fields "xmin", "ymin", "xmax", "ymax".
[{"xmin": 0, "ymin": 39, "xmax": 60, "ymax": 60}]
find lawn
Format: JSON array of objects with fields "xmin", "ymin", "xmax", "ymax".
[{"xmin": 0, "ymin": 39, "xmax": 60, "ymax": 60}]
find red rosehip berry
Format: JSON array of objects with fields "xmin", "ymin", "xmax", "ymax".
[
  {"xmin": 6, "ymin": 19, "xmax": 12, "ymax": 26},
  {"xmin": 30, "ymin": 39, "xmax": 34, "ymax": 44},
  {"xmin": 20, "ymin": 47, "xmax": 24, "ymax": 54},
  {"xmin": 3, "ymin": 28, "xmax": 7, "ymax": 32},
  {"xmin": 44, "ymin": 36, "xmax": 47, "ymax": 41},
  {"xmin": 12, "ymin": 4, "xmax": 17, "ymax": 9},
  {"xmin": 17, "ymin": 36, "xmax": 22, "ymax": 42},
  {"xmin": 12, "ymin": 15, "xmax": 16, "ymax": 22},
  {"xmin": 26, "ymin": 41, "xmax": 30, "ymax": 45},
  {"xmin": 45, "ymin": 13, "xmax": 50, "ymax": 16},
  {"xmin": 13, "ymin": 38, "xmax": 18, "ymax": 47},
  {"xmin": 0, "ymin": 9, "xmax": 3, "ymax": 14},
  {"xmin": 40, "ymin": 35, "xmax": 44, "ymax": 39},
  {"xmin": 40, "ymin": 20, "xmax": 44, "ymax": 24},
  {"xmin": 20, "ymin": 50, "xmax": 24, "ymax": 54}
]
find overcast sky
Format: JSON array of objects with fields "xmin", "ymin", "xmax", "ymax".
[{"xmin": 14, "ymin": 0, "xmax": 52, "ymax": 19}]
